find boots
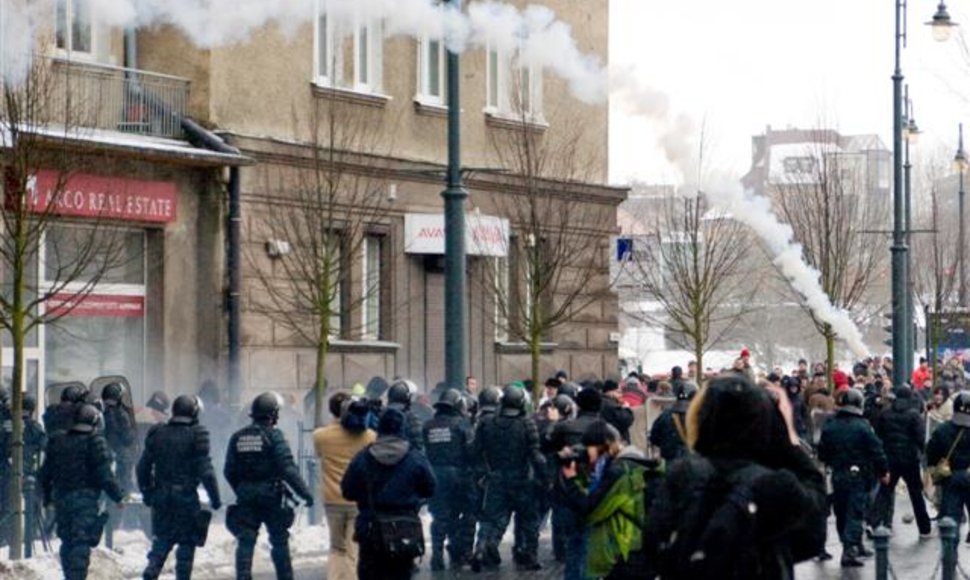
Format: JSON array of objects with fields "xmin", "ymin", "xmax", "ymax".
[
  {"xmin": 857, "ymin": 543, "xmax": 873, "ymax": 558},
  {"xmin": 515, "ymin": 554, "xmax": 542, "ymax": 572},
  {"xmin": 430, "ymin": 548, "xmax": 446, "ymax": 571},
  {"xmin": 840, "ymin": 545, "xmax": 864, "ymax": 568}
]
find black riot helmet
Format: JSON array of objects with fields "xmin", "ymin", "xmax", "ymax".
[
  {"xmin": 387, "ymin": 380, "xmax": 416, "ymax": 407},
  {"xmin": 954, "ymin": 392, "xmax": 970, "ymax": 427},
  {"xmin": 250, "ymin": 391, "xmax": 283, "ymax": 423},
  {"xmin": 172, "ymin": 394, "xmax": 203, "ymax": 423},
  {"xmin": 501, "ymin": 385, "xmax": 527, "ymax": 413},
  {"xmin": 838, "ymin": 388, "xmax": 865, "ymax": 416},
  {"xmin": 23, "ymin": 393, "xmax": 37, "ymax": 415},
  {"xmin": 557, "ymin": 382, "xmax": 580, "ymax": 400},
  {"xmin": 435, "ymin": 388, "xmax": 463, "ymax": 411},
  {"xmin": 62, "ymin": 384, "xmax": 87, "ymax": 404},
  {"xmin": 101, "ymin": 383, "xmax": 124, "ymax": 404},
  {"xmin": 553, "ymin": 394, "xmax": 575, "ymax": 419},
  {"xmin": 72, "ymin": 404, "xmax": 101, "ymax": 433},
  {"xmin": 478, "ymin": 386, "xmax": 502, "ymax": 408}
]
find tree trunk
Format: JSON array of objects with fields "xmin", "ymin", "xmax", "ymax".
[
  {"xmin": 530, "ymin": 334, "xmax": 542, "ymax": 411},
  {"xmin": 313, "ymin": 317, "xmax": 330, "ymax": 428},
  {"xmin": 825, "ymin": 326, "xmax": 835, "ymax": 393},
  {"xmin": 694, "ymin": 342, "xmax": 704, "ymax": 389},
  {"xmin": 8, "ymin": 249, "xmax": 25, "ymax": 559}
]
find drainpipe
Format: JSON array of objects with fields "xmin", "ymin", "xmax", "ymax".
[
  {"xmin": 124, "ymin": 29, "xmax": 243, "ymax": 410},
  {"xmin": 180, "ymin": 118, "xmax": 243, "ymax": 411}
]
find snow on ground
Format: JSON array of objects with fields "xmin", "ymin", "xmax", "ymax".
[{"xmin": 0, "ymin": 521, "xmax": 330, "ymax": 580}]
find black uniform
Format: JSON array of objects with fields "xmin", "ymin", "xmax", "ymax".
[
  {"xmin": 818, "ymin": 411, "xmax": 887, "ymax": 555},
  {"xmin": 138, "ymin": 417, "xmax": 222, "ymax": 580},
  {"xmin": 872, "ymin": 393, "xmax": 931, "ymax": 534},
  {"xmin": 224, "ymin": 420, "xmax": 313, "ymax": 580},
  {"xmin": 423, "ymin": 405, "xmax": 475, "ymax": 569},
  {"xmin": 40, "ymin": 426, "xmax": 123, "ymax": 580},
  {"xmin": 927, "ymin": 421, "xmax": 970, "ymax": 534},
  {"xmin": 473, "ymin": 408, "xmax": 546, "ymax": 569},
  {"xmin": 22, "ymin": 410, "xmax": 47, "ymax": 545},
  {"xmin": 104, "ymin": 401, "xmax": 138, "ymax": 493}
]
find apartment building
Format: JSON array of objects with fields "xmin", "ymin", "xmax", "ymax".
[{"xmin": 2, "ymin": 0, "xmax": 623, "ymax": 407}]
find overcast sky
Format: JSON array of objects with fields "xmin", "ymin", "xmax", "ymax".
[{"xmin": 609, "ymin": 0, "xmax": 970, "ymax": 187}]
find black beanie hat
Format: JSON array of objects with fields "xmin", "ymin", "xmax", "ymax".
[
  {"xmin": 581, "ymin": 420, "xmax": 620, "ymax": 447},
  {"xmin": 576, "ymin": 388, "xmax": 603, "ymax": 413}
]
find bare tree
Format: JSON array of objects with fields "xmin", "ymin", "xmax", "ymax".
[
  {"xmin": 771, "ymin": 129, "xmax": 888, "ymax": 389},
  {"xmin": 482, "ymin": 70, "xmax": 612, "ymax": 406},
  {"xmin": 630, "ymin": 191, "xmax": 754, "ymax": 375},
  {"xmin": 1, "ymin": 56, "xmax": 128, "ymax": 558},
  {"xmin": 248, "ymin": 92, "xmax": 393, "ymax": 427}
]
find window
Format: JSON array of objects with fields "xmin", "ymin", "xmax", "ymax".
[
  {"xmin": 493, "ymin": 257, "xmax": 509, "ymax": 342},
  {"xmin": 485, "ymin": 46, "xmax": 543, "ymax": 118},
  {"xmin": 55, "ymin": 0, "xmax": 93, "ymax": 55},
  {"xmin": 783, "ymin": 156, "xmax": 816, "ymax": 175},
  {"xmin": 314, "ymin": 1, "xmax": 383, "ymax": 93},
  {"xmin": 417, "ymin": 37, "xmax": 446, "ymax": 104},
  {"xmin": 361, "ymin": 235, "xmax": 382, "ymax": 340}
]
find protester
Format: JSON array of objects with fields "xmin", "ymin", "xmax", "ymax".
[
  {"xmin": 342, "ymin": 408, "xmax": 436, "ymax": 580},
  {"xmin": 647, "ymin": 374, "xmax": 827, "ymax": 579},
  {"xmin": 313, "ymin": 393, "xmax": 376, "ymax": 580},
  {"xmin": 556, "ymin": 420, "xmax": 663, "ymax": 579}
]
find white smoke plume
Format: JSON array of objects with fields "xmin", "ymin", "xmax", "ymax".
[
  {"xmin": 613, "ymin": 73, "xmax": 870, "ymax": 357},
  {"xmin": 3, "ymin": 0, "xmax": 607, "ymax": 104}
]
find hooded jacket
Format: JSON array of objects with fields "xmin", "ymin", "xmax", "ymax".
[
  {"xmin": 341, "ymin": 435, "xmax": 436, "ymax": 538},
  {"xmin": 874, "ymin": 394, "xmax": 925, "ymax": 464}
]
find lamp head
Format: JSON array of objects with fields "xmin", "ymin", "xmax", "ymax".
[{"xmin": 928, "ymin": 2, "xmax": 958, "ymax": 42}]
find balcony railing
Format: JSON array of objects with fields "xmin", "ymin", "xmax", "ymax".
[{"xmin": 46, "ymin": 57, "xmax": 190, "ymax": 140}]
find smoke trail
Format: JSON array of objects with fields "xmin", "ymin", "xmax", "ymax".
[
  {"xmin": 613, "ymin": 74, "xmax": 870, "ymax": 357},
  {"xmin": 6, "ymin": 0, "xmax": 606, "ymax": 104}
]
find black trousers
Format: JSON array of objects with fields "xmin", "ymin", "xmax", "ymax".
[{"xmin": 872, "ymin": 459, "xmax": 932, "ymax": 534}]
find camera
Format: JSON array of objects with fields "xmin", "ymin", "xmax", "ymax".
[{"xmin": 557, "ymin": 443, "xmax": 589, "ymax": 466}]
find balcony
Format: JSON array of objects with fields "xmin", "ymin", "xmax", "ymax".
[{"xmin": 46, "ymin": 57, "xmax": 190, "ymax": 140}]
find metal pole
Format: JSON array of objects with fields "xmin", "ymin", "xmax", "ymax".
[
  {"xmin": 228, "ymin": 167, "xmax": 242, "ymax": 409},
  {"xmin": 891, "ymin": 0, "xmax": 909, "ymax": 388},
  {"xmin": 442, "ymin": 0, "xmax": 468, "ymax": 391},
  {"xmin": 960, "ymin": 124, "xmax": 967, "ymax": 306},
  {"xmin": 941, "ymin": 516, "xmax": 958, "ymax": 580},
  {"xmin": 903, "ymin": 95, "xmax": 913, "ymax": 382},
  {"xmin": 874, "ymin": 526, "xmax": 891, "ymax": 580}
]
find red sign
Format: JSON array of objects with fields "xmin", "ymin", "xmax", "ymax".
[
  {"xmin": 47, "ymin": 294, "xmax": 145, "ymax": 317},
  {"xmin": 26, "ymin": 170, "xmax": 178, "ymax": 224}
]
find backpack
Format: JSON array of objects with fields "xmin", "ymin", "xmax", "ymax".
[{"xmin": 655, "ymin": 457, "xmax": 778, "ymax": 579}]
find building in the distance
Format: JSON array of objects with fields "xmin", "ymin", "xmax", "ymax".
[{"xmin": 2, "ymin": 0, "xmax": 623, "ymax": 409}]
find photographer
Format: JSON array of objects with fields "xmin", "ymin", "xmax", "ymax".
[{"xmin": 555, "ymin": 421, "xmax": 662, "ymax": 580}]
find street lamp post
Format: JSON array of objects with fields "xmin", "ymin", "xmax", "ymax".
[
  {"xmin": 890, "ymin": 0, "xmax": 908, "ymax": 387},
  {"xmin": 957, "ymin": 124, "xmax": 968, "ymax": 306},
  {"xmin": 442, "ymin": 0, "xmax": 468, "ymax": 390}
]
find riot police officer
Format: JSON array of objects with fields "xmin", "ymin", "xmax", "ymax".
[
  {"xmin": 40, "ymin": 404, "xmax": 124, "ymax": 580},
  {"xmin": 138, "ymin": 395, "xmax": 222, "ymax": 580},
  {"xmin": 225, "ymin": 392, "xmax": 314, "ymax": 580},
  {"xmin": 818, "ymin": 389, "xmax": 889, "ymax": 568},
  {"xmin": 472, "ymin": 385, "xmax": 546, "ymax": 572},
  {"xmin": 649, "ymin": 382, "xmax": 698, "ymax": 463},
  {"xmin": 476, "ymin": 387, "xmax": 502, "ymax": 424},
  {"xmin": 102, "ymin": 383, "xmax": 138, "ymax": 493},
  {"xmin": 423, "ymin": 388, "xmax": 475, "ymax": 571},
  {"xmin": 386, "ymin": 379, "xmax": 425, "ymax": 453},
  {"xmin": 927, "ymin": 392, "xmax": 970, "ymax": 540},
  {"xmin": 21, "ymin": 394, "xmax": 46, "ymax": 547}
]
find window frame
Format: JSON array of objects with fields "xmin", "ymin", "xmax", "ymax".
[
  {"xmin": 313, "ymin": 1, "xmax": 384, "ymax": 94},
  {"xmin": 53, "ymin": 0, "xmax": 95, "ymax": 59},
  {"xmin": 485, "ymin": 44, "xmax": 543, "ymax": 119},
  {"xmin": 360, "ymin": 234, "xmax": 383, "ymax": 341},
  {"xmin": 416, "ymin": 36, "xmax": 446, "ymax": 105}
]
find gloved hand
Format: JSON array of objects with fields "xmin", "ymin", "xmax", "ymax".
[
  {"xmin": 142, "ymin": 492, "xmax": 153, "ymax": 508},
  {"xmin": 210, "ymin": 498, "xmax": 222, "ymax": 511},
  {"xmin": 303, "ymin": 495, "xmax": 315, "ymax": 508}
]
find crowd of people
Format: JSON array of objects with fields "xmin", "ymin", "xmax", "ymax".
[{"xmin": 0, "ymin": 348, "xmax": 968, "ymax": 579}]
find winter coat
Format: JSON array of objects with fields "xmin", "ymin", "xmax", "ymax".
[
  {"xmin": 386, "ymin": 402, "xmax": 425, "ymax": 453},
  {"xmin": 313, "ymin": 423, "xmax": 376, "ymax": 506},
  {"xmin": 817, "ymin": 412, "xmax": 888, "ymax": 482},
  {"xmin": 557, "ymin": 447, "xmax": 662, "ymax": 579},
  {"xmin": 927, "ymin": 422, "xmax": 970, "ymax": 472},
  {"xmin": 649, "ymin": 408, "xmax": 688, "ymax": 463},
  {"xmin": 341, "ymin": 435, "xmax": 436, "ymax": 539},
  {"xmin": 874, "ymin": 398, "xmax": 925, "ymax": 464}
]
